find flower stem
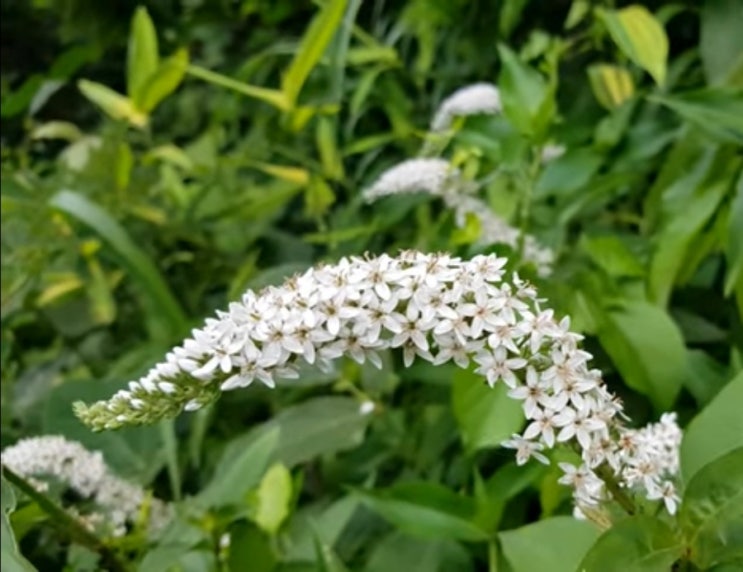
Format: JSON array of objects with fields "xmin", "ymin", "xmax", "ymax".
[
  {"xmin": 595, "ymin": 464, "xmax": 636, "ymax": 516},
  {"xmin": 2, "ymin": 465, "xmax": 130, "ymax": 572}
]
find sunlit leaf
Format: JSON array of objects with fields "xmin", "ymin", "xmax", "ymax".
[
  {"xmin": 78, "ymin": 80, "xmax": 147, "ymax": 128},
  {"xmin": 127, "ymin": 6, "xmax": 159, "ymax": 102},
  {"xmin": 587, "ymin": 64, "xmax": 634, "ymax": 110}
]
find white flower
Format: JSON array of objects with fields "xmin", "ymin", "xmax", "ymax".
[
  {"xmin": 362, "ymin": 159, "xmax": 457, "ymax": 201},
  {"xmin": 502, "ymin": 434, "xmax": 548, "ymax": 466},
  {"xmin": 431, "ymin": 83, "xmax": 502, "ymax": 131},
  {"xmin": 647, "ymin": 481, "xmax": 679, "ymax": 515},
  {"xmin": 1, "ymin": 436, "xmax": 170, "ymax": 537}
]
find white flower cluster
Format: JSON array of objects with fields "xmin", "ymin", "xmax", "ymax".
[
  {"xmin": 362, "ymin": 160, "xmax": 553, "ymax": 276},
  {"xmin": 75, "ymin": 251, "xmax": 680, "ymax": 515},
  {"xmin": 1, "ymin": 435, "xmax": 171, "ymax": 536},
  {"xmin": 431, "ymin": 83, "xmax": 502, "ymax": 132}
]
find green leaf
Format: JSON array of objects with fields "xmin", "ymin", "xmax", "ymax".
[
  {"xmin": 499, "ymin": 517, "xmax": 599, "ymax": 572},
  {"xmin": 700, "ymin": 0, "xmax": 743, "ymax": 86},
  {"xmin": 679, "ymin": 448, "xmax": 743, "ymax": 569},
  {"xmin": 186, "ymin": 64, "xmax": 289, "ymax": 110},
  {"xmin": 597, "ymin": 5, "xmax": 669, "ymax": 85},
  {"xmin": 497, "ymin": 44, "xmax": 554, "ymax": 139},
  {"xmin": 580, "ymin": 235, "xmax": 644, "ymax": 278},
  {"xmin": 31, "ymin": 121, "xmax": 83, "ymax": 142},
  {"xmin": 451, "ymin": 368, "xmax": 524, "ymax": 453},
  {"xmin": 578, "ymin": 516, "xmax": 682, "ymax": 572},
  {"xmin": 137, "ymin": 48, "xmax": 188, "ymax": 113},
  {"xmin": 474, "ymin": 463, "xmax": 546, "ymax": 532},
  {"xmin": 227, "ymin": 522, "xmax": 276, "ymax": 572},
  {"xmin": 198, "ymin": 427, "xmax": 279, "ymax": 508},
  {"xmin": 681, "ymin": 371, "xmax": 743, "ymax": 481},
  {"xmin": 725, "ymin": 171, "xmax": 743, "ymax": 295},
  {"xmin": 253, "ymin": 463, "xmax": 293, "ymax": 536},
  {"xmin": 598, "ymin": 300, "xmax": 686, "ymax": 412},
  {"xmin": 365, "ymin": 532, "xmax": 472, "ymax": 572},
  {"xmin": 283, "ymin": 496, "xmax": 359, "ymax": 562},
  {"xmin": 127, "ymin": 6, "xmax": 159, "ymax": 102},
  {"xmin": 1, "ymin": 477, "xmax": 37, "ymax": 572},
  {"xmin": 50, "ymin": 190, "xmax": 188, "ymax": 341},
  {"xmin": 78, "ymin": 80, "xmax": 147, "ymax": 128},
  {"xmin": 282, "ymin": 0, "xmax": 348, "ymax": 107},
  {"xmin": 358, "ymin": 482, "xmax": 489, "ymax": 542},
  {"xmin": 650, "ymin": 90, "xmax": 743, "ymax": 145},
  {"xmin": 314, "ymin": 534, "xmax": 350, "ymax": 572},
  {"xmin": 304, "ymin": 176, "xmax": 336, "ymax": 218},
  {"xmin": 649, "ymin": 172, "xmax": 732, "ymax": 307},
  {"xmin": 587, "ymin": 64, "xmax": 634, "ymax": 110}
]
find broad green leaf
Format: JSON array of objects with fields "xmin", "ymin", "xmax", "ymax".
[
  {"xmin": 50, "ymin": 190, "xmax": 188, "ymax": 341},
  {"xmin": 474, "ymin": 462, "xmax": 546, "ymax": 532},
  {"xmin": 681, "ymin": 371, "xmax": 743, "ymax": 481},
  {"xmin": 227, "ymin": 522, "xmax": 276, "ymax": 572},
  {"xmin": 497, "ymin": 44, "xmax": 554, "ymax": 139},
  {"xmin": 649, "ymin": 174, "xmax": 731, "ymax": 307},
  {"xmin": 499, "ymin": 517, "xmax": 599, "ymax": 572},
  {"xmin": 535, "ymin": 147, "xmax": 603, "ymax": 197},
  {"xmin": 650, "ymin": 90, "xmax": 743, "ymax": 145},
  {"xmin": 127, "ymin": 6, "xmax": 159, "ymax": 102},
  {"xmin": 1, "ymin": 477, "xmax": 37, "ymax": 572},
  {"xmin": 578, "ymin": 516, "xmax": 682, "ymax": 572},
  {"xmin": 597, "ymin": 300, "xmax": 685, "ymax": 411},
  {"xmin": 580, "ymin": 235, "xmax": 644, "ymax": 278},
  {"xmin": 137, "ymin": 48, "xmax": 188, "ymax": 113},
  {"xmin": 684, "ymin": 350, "xmax": 732, "ymax": 407},
  {"xmin": 365, "ymin": 532, "xmax": 472, "ymax": 572},
  {"xmin": 358, "ymin": 482, "xmax": 489, "ymax": 542},
  {"xmin": 186, "ymin": 64, "xmax": 289, "ymax": 110},
  {"xmin": 219, "ymin": 397, "xmax": 371, "ymax": 469},
  {"xmin": 282, "ymin": 0, "xmax": 348, "ymax": 107},
  {"xmin": 253, "ymin": 463, "xmax": 293, "ymax": 536},
  {"xmin": 597, "ymin": 5, "xmax": 669, "ymax": 85},
  {"xmin": 725, "ymin": 172, "xmax": 743, "ymax": 295},
  {"xmin": 314, "ymin": 534, "xmax": 350, "ymax": 572},
  {"xmin": 283, "ymin": 496, "xmax": 359, "ymax": 562},
  {"xmin": 198, "ymin": 427, "xmax": 279, "ymax": 508},
  {"xmin": 701, "ymin": 0, "xmax": 743, "ymax": 86},
  {"xmin": 680, "ymin": 448, "xmax": 743, "ymax": 569},
  {"xmin": 451, "ymin": 368, "xmax": 524, "ymax": 453},
  {"xmin": 587, "ymin": 64, "xmax": 634, "ymax": 109},
  {"xmin": 78, "ymin": 80, "xmax": 147, "ymax": 128}
]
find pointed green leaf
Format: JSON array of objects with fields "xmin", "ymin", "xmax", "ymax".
[
  {"xmin": 127, "ymin": 6, "xmax": 159, "ymax": 101},
  {"xmin": 681, "ymin": 371, "xmax": 743, "ymax": 481},
  {"xmin": 679, "ymin": 448, "xmax": 743, "ymax": 569},
  {"xmin": 253, "ymin": 463, "xmax": 293, "ymax": 536},
  {"xmin": 186, "ymin": 64, "xmax": 289, "ymax": 110},
  {"xmin": 1, "ymin": 477, "xmax": 37, "ymax": 572},
  {"xmin": 282, "ymin": 0, "xmax": 348, "ymax": 107},
  {"xmin": 137, "ymin": 48, "xmax": 189, "ymax": 113},
  {"xmin": 597, "ymin": 5, "xmax": 668, "ymax": 85},
  {"xmin": 587, "ymin": 64, "xmax": 634, "ymax": 110},
  {"xmin": 726, "ymin": 172, "xmax": 743, "ymax": 295},
  {"xmin": 78, "ymin": 80, "xmax": 147, "ymax": 128},
  {"xmin": 578, "ymin": 516, "xmax": 682, "ymax": 572}
]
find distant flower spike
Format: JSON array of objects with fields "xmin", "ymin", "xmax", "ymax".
[
  {"xmin": 363, "ymin": 161, "xmax": 553, "ymax": 275},
  {"xmin": 431, "ymin": 83, "xmax": 502, "ymax": 131},
  {"xmin": 1, "ymin": 435, "xmax": 171, "ymax": 536},
  {"xmin": 74, "ymin": 251, "xmax": 680, "ymax": 515}
]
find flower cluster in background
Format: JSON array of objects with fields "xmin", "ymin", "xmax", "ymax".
[
  {"xmin": 430, "ymin": 83, "xmax": 503, "ymax": 132},
  {"xmin": 363, "ymin": 159, "xmax": 553, "ymax": 276},
  {"xmin": 1, "ymin": 435, "xmax": 171, "ymax": 537},
  {"xmin": 75, "ymin": 251, "xmax": 681, "ymax": 516}
]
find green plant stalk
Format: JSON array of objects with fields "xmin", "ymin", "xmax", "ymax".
[
  {"xmin": 488, "ymin": 539, "xmax": 499, "ymax": 572},
  {"xmin": 595, "ymin": 464, "xmax": 636, "ymax": 516},
  {"xmin": 517, "ymin": 146, "xmax": 544, "ymax": 261},
  {"xmin": 2, "ymin": 465, "xmax": 130, "ymax": 572}
]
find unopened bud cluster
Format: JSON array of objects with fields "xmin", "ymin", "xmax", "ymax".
[
  {"xmin": 75, "ymin": 251, "xmax": 680, "ymax": 515},
  {"xmin": 1, "ymin": 435, "xmax": 171, "ymax": 536}
]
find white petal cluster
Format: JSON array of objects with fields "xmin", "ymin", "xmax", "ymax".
[
  {"xmin": 431, "ymin": 83, "xmax": 502, "ymax": 132},
  {"xmin": 1, "ymin": 435, "xmax": 171, "ymax": 536},
  {"xmin": 363, "ymin": 161, "xmax": 553, "ymax": 275}
]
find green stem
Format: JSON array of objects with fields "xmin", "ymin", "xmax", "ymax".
[
  {"xmin": 488, "ymin": 539, "xmax": 499, "ymax": 572},
  {"xmin": 2, "ymin": 465, "xmax": 130, "ymax": 572},
  {"xmin": 517, "ymin": 146, "xmax": 543, "ymax": 260},
  {"xmin": 595, "ymin": 464, "xmax": 636, "ymax": 516}
]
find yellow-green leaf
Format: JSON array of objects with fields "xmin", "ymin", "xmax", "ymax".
[
  {"xmin": 127, "ymin": 6, "xmax": 160, "ymax": 102},
  {"xmin": 78, "ymin": 79, "xmax": 148, "ymax": 128},
  {"xmin": 282, "ymin": 0, "xmax": 348, "ymax": 107},
  {"xmin": 253, "ymin": 463, "xmax": 293, "ymax": 536},
  {"xmin": 305, "ymin": 176, "xmax": 336, "ymax": 218},
  {"xmin": 253, "ymin": 163, "xmax": 311, "ymax": 186},
  {"xmin": 36, "ymin": 274, "xmax": 84, "ymax": 307},
  {"xmin": 587, "ymin": 64, "xmax": 635, "ymax": 109},
  {"xmin": 31, "ymin": 121, "xmax": 82, "ymax": 142},
  {"xmin": 316, "ymin": 116, "xmax": 344, "ymax": 180},
  {"xmin": 186, "ymin": 64, "xmax": 289, "ymax": 110},
  {"xmin": 597, "ymin": 5, "xmax": 669, "ymax": 86},
  {"xmin": 137, "ymin": 48, "xmax": 189, "ymax": 112}
]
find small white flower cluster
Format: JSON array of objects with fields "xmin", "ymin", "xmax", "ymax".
[
  {"xmin": 1, "ymin": 435, "xmax": 170, "ymax": 536},
  {"xmin": 75, "ymin": 252, "xmax": 680, "ymax": 516},
  {"xmin": 362, "ymin": 160, "xmax": 553, "ymax": 276},
  {"xmin": 430, "ymin": 83, "xmax": 502, "ymax": 132}
]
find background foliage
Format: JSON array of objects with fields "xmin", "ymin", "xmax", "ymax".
[{"xmin": 1, "ymin": 0, "xmax": 742, "ymax": 570}]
